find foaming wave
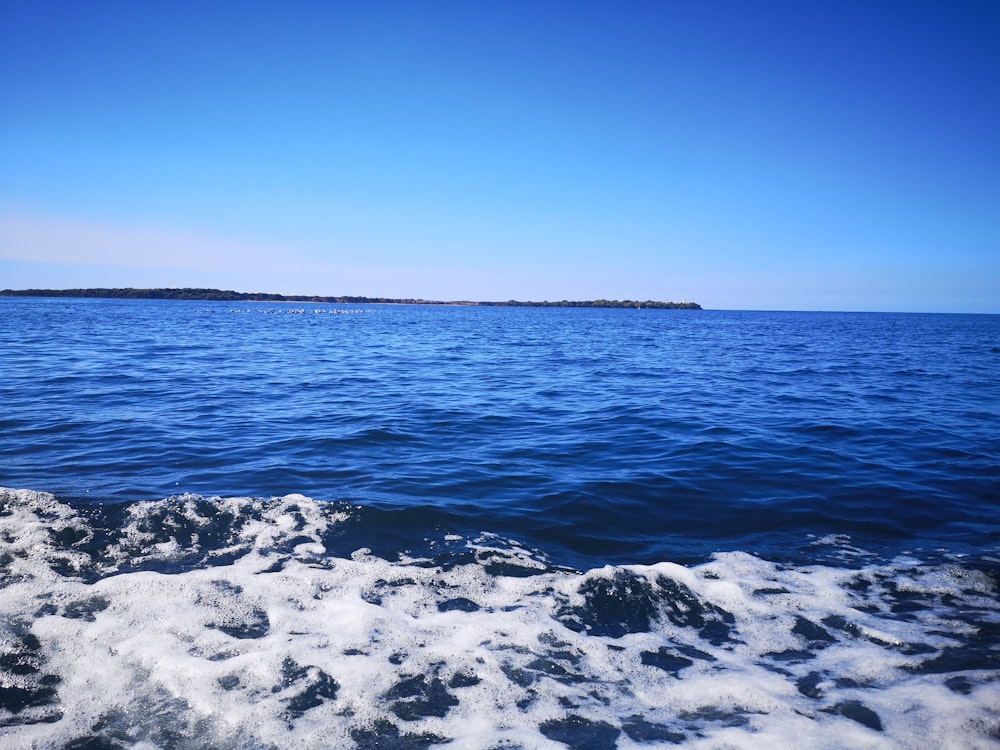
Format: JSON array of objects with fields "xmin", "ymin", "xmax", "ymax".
[{"xmin": 1, "ymin": 488, "xmax": 998, "ymax": 749}]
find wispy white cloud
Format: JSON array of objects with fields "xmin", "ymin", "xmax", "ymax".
[
  {"xmin": 0, "ymin": 212, "xmax": 293, "ymax": 272},
  {"xmin": 0, "ymin": 211, "xmax": 371, "ymax": 295},
  {"xmin": 0, "ymin": 210, "xmax": 525, "ymax": 298}
]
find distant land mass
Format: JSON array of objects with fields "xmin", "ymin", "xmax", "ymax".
[{"xmin": 0, "ymin": 288, "xmax": 701, "ymax": 309}]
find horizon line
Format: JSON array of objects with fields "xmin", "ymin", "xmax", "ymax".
[{"xmin": 0, "ymin": 287, "xmax": 702, "ymax": 309}]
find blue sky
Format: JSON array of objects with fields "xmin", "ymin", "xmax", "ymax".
[{"xmin": 2, "ymin": 1, "xmax": 998, "ymax": 311}]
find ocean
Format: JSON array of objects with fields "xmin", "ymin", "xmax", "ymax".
[{"xmin": 1, "ymin": 296, "xmax": 998, "ymax": 749}]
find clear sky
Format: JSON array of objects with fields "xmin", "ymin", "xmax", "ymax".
[{"xmin": 2, "ymin": 1, "xmax": 998, "ymax": 311}]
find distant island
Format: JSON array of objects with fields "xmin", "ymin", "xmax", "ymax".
[{"xmin": 0, "ymin": 288, "xmax": 701, "ymax": 309}]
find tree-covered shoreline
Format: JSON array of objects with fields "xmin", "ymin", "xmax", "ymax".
[{"xmin": 0, "ymin": 288, "xmax": 701, "ymax": 309}]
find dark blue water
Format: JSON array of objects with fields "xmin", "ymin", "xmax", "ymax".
[
  {"xmin": 2, "ymin": 297, "xmax": 998, "ymax": 748},
  {"xmin": 3, "ymin": 298, "xmax": 997, "ymax": 565}
]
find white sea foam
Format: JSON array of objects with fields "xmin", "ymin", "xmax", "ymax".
[{"xmin": 1, "ymin": 488, "xmax": 998, "ymax": 749}]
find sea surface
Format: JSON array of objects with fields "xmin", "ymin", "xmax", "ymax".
[{"xmin": 1, "ymin": 296, "xmax": 998, "ymax": 749}]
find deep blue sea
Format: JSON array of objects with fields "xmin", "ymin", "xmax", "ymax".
[{"xmin": 1, "ymin": 296, "xmax": 998, "ymax": 748}]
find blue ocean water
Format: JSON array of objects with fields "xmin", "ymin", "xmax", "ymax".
[{"xmin": 1, "ymin": 296, "xmax": 998, "ymax": 748}]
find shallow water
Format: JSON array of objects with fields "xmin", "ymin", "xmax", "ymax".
[{"xmin": 1, "ymin": 298, "xmax": 998, "ymax": 747}]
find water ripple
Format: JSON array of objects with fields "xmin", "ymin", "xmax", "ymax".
[{"xmin": 2, "ymin": 299, "xmax": 998, "ymax": 564}]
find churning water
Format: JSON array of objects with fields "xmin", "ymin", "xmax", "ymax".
[{"xmin": 1, "ymin": 297, "xmax": 998, "ymax": 748}]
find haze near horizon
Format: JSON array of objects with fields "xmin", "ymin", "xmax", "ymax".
[{"xmin": 1, "ymin": 1, "xmax": 998, "ymax": 312}]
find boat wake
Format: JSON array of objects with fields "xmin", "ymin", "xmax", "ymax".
[{"xmin": 2, "ymin": 488, "xmax": 998, "ymax": 748}]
